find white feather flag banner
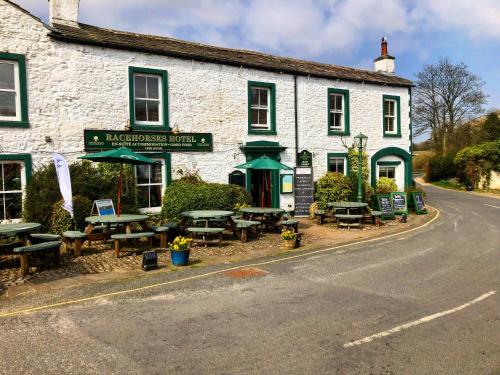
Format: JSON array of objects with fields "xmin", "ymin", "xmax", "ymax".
[{"xmin": 53, "ymin": 153, "xmax": 73, "ymax": 218}]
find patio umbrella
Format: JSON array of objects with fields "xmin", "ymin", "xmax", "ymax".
[
  {"xmin": 78, "ymin": 147, "xmax": 158, "ymax": 216},
  {"xmin": 234, "ymin": 156, "xmax": 292, "ymax": 171}
]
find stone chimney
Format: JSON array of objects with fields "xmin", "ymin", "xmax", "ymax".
[
  {"xmin": 374, "ymin": 37, "xmax": 395, "ymax": 74},
  {"xmin": 49, "ymin": 0, "xmax": 80, "ymax": 26}
]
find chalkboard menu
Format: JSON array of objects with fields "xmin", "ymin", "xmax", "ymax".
[
  {"xmin": 390, "ymin": 192, "xmax": 408, "ymax": 215},
  {"xmin": 294, "ymin": 167, "xmax": 314, "ymax": 216},
  {"xmin": 374, "ymin": 194, "xmax": 395, "ymax": 219},
  {"xmin": 410, "ymin": 192, "xmax": 427, "ymax": 214},
  {"xmin": 229, "ymin": 170, "xmax": 246, "ymax": 188}
]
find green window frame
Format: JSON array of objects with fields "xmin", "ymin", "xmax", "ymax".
[
  {"xmin": 135, "ymin": 153, "xmax": 171, "ymax": 212},
  {"xmin": 0, "ymin": 153, "xmax": 32, "ymax": 220},
  {"xmin": 382, "ymin": 95, "xmax": 401, "ymax": 137},
  {"xmin": 248, "ymin": 81, "xmax": 276, "ymax": 135},
  {"xmin": 128, "ymin": 66, "xmax": 169, "ymax": 131},
  {"xmin": 327, "ymin": 88, "xmax": 350, "ymax": 136},
  {"xmin": 327, "ymin": 152, "xmax": 350, "ymax": 176},
  {"xmin": 0, "ymin": 52, "xmax": 29, "ymax": 128}
]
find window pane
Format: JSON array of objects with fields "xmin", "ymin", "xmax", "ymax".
[
  {"xmin": 0, "ymin": 63, "xmax": 15, "ymax": 90},
  {"xmin": 134, "ymin": 75, "xmax": 147, "ymax": 98},
  {"xmin": 251, "ymin": 109, "xmax": 258, "ymax": 124},
  {"xmin": 0, "ymin": 91, "xmax": 16, "ymax": 117},
  {"xmin": 331, "ymin": 112, "xmax": 342, "ymax": 128},
  {"xmin": 0, "ymin": 195, "xmax": 3, "ymax": 220},
  {"xmin": 147, "ymin": 101, "xmax": 159, "ymax": 122},
  {"xmin": 136, "ymin": 165, "xmax": 149, "ymax": 184},
  {"xmin": 251, "ymin": 88, "xmax": 259, "ymax": 106},
  {"xmin": 150, "ymin": 185, "xmax": 162, "ymax": 207},
  {"xmin": 383, "ymin": 100, "xmax": 389, "ymax": 116},
  {"xmin": 388, "ymin": 168, "xmax": 395, "ymax": 179},
  {"xmin": 259, "ymin": 89, "xmax": 268, "ymax": 107},
  {"xmin": 136, "ymin": 186, "xmax": 149, "ymax": 208},
  {"xmin": 152, "ymin": 163, "xmax": 162, "ymax": 183},
  {"xmin": 386, "ymin": 118, "xmax": 394, "ymax": 132},
  {"xmin": 3, "ymin": 163, "xmax": 21, "ymax": 191},
  {"xmin": 135, "ymin": 99, "xmax": 147, "ymax": 122},
  {"xmin": 147, "ymin": 76, "xmax": 159, "ymax": 99},
  {"xmin": 335, "ymin": 95, "xmax": 342, "ymax": 111},
  {"xmin": 337, "ymin": 160, "xmax": 344, "ymax": 174},
  {"xmin": 4, "ymin": 193, "xmax": 22, "ymax": 219},
  {"xmin": 258, "ymin": 109, "xmax": 268, "ymax": 125}
]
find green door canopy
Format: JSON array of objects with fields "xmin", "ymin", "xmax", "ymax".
[
  {"xmin": 78, "ymin": 147, "xmax": 158, "ymax": 165},
  {"xmin": 234, "ymin": 156, "xmax": 292, "ymax": 171}
]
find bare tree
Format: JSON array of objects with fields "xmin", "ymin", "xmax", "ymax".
[{"xmin": 413, "ymin": 58, "xmax": 487, "ymax": 153}]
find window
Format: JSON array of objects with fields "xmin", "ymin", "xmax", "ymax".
[
  {"xmin": 0, "ymin": 154, "xmax": 31, "ymax": 221},
  {"xmin": 136, "ymin": 160, "xmax": 164, "ymax": 211},
  {"xmin": 327, "ymin": 88, "xmax": 349, "ymax": 135},
  {"xmin": 248, "ymin": 81, "xmax": 276, "ymax": 134},
  {"xmin": 382, "ymin": 95, "xmax": 401, "ymax": 137},
  {"xmin": 327, "ymin": 153, "xmax": 348, "ymax": 175},
  {"xmin": 129, "ymin": 67, "xmax": 169, "ymax": 130},
  {"xmin": 379, "ymin": 166, "xmax": 396, "ymax": 180},
  {"xmin": 0, "ymin": 53, "xmax": 28, "ymax": 127}
]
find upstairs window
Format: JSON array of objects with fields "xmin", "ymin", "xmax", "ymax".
[
  {"xmin": 382, "ymin": 95, "xmax": 401, "ymax": 137},
  {"xmin": 327, "ymin": 88, "xmax": 349, "ymax": 135},
  {"xmin": 129, "ymin": 67, "xmax": 169, "ymax": 130},
  {"xmin": 0, "ymin": 53, "xmax": 28, "ymax": 127},
  {"xmin": 248, "ymin": 81, "xmax": 276, "ymax": 134}
]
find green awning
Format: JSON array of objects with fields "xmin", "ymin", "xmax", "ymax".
[
  {"xmin": 78, "ymin": 147, "xmax": 158, "ymax": 165},
  {"xmin": 234, "ymin": 156, "xmax": 292, "ymax": 170}
]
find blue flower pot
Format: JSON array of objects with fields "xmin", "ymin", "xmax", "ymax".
[{"xmin": 170, "ymin": 250, "xmax": 190, "ymax": 266}]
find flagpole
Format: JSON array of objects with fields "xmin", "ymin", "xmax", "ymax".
[{"xmin": 117, "ymin": 163, "xmax": 123, "ymax": 216}]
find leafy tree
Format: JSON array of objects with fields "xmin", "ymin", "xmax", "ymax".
[{"xmin": 479, "ymin": 111, "xmax": 500, "ymax": 142}]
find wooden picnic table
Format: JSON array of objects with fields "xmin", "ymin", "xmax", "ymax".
[
  {"xmin": 180, "ymin": 210, "xmax": 233, "ymax": 228},
  {"xmin": 0, "ymin": 222, "xmax": 41, "ymax": 245},
  {"xmin": 85, "ymin": 214, "xmax": 149, "ymax": 236},
  {"xmin": 328, "ymin": 202, "xmax": 368, "ymax": 229},
  {"xmin": 240, "ymin": 207, "xmax": 285, "ymax": 230}
]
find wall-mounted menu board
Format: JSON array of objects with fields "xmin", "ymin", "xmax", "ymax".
[
  {"xmin": 294, "ymin": 167, "xmax": 314, "ymax": 216},
  {"xmin": 390, "ymin": 192, "xmax": 408, "ymax": 215},
  {"xmin": 373, "ymin": 194, "xmax": 395, "ymax": 219},
  {"xmin": 410, "ymin": 192, "xmax": 427, "ymax": 214}
]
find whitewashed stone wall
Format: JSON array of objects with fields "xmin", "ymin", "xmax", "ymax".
[{"xmin": 0, "ymin": 0, "xmax": 410, "ymax": 210}]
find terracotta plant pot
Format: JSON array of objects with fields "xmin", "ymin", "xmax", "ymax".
[{"xmin": 283, "ymin": 239, "xmax": 296, "ymax": 250}]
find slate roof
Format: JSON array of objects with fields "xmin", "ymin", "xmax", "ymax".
[{"xmin": 49, "ymin": 22, "xmax": 412, "ymax": 87}]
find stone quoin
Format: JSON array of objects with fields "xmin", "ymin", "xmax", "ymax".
[{"xmin": 0, "ymin": 0, "xmax": 412, "ymax": 220}]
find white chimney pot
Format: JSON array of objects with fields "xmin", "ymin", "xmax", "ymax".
[{"xmin": 49, "ymin": 0, "xmax": 80, "ymax": 26}]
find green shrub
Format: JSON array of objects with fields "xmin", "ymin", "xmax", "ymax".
[
  {"xmin": 23, "ymin": 161, "xmax": 137, "ymax": 230},
  {"xmin": 50, "ymin": 195, "xmax": 92, "ymax": 234},
  {"xmin": 424, "ymin": 153, "xmax": 457, "ymax": 182},
  {"xmin": 315, "ymin": 172, "xmax": 352, "ymax": 209},
  {"xmin": 454, "ymin": 139, "xmax": 500, "ymax": 188},
  {"xmin": 375, "ymin": 177, "xmax": 398, "ymax": 194},
  {"xmin": 161, "ymin": 182, "xmax": 252, "ymax": 221}
]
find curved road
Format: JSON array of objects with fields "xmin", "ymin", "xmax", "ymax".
[{"xmin": 0, "ymin": 185, "xmax": 499, "ymax": 374}]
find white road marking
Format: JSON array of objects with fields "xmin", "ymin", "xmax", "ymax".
[
  {"xmin": 454, "ymin": 221, "xmax": 458, "ymax": 232},
  {"xmin": 344, "ymin": 291, "xmax": 496, "ymax": 348},
  {"xmin": 484, "ymin": 204, "xmax": 500, "ymax": 209}
]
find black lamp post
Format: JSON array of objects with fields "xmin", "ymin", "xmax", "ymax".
[{"xmin": 354, "ymin": 133, "xmax": 368, "ymax": 202}]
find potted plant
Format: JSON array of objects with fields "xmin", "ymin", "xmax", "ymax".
[
  {"xmin": 169, "ymin": 236, "xmax": 193, "ymax": 266},
  {"xmin": 281, "ymin": 228, "xmax": 297, "ymax": 250}
]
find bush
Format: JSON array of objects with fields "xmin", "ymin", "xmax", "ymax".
[
  {"xmin": 50, "ymin": 195, "xmax": 92, "ymax": 234},
  {"xmin": 161, "ymin": 182, "xmax": 252, "ymax": 221},
  {"xmin": 454, "ymin": 139, "xmax": 500, "ymax": 188},
  {"xmin": 424, "ymin": 153, "xmax": 457, "ymax": 182},
  {"xmin": 23, "ymin": 161, "xmax": 137, "ymax": 231},
  {"xmin": 315, "ymin": 172, "xmax": 352, "ymax": 209},
  {"xmin": 375, "ymin": 177, "xmax": 398, "ymax": 194}
]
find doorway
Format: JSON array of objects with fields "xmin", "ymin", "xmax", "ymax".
[{"xmin": 250, "ymin": 169, "xmax": 273, "ymax": 207}]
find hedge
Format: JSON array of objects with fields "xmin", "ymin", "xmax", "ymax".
[
  {"xmin": 315, "ymin": 172, "xmax": 352, "ymax": 209},
  {"xmin": 50, "ymin": 196, "xmax": 92, "ymax": 234},
  {"xmin": 424, "ymin": 153, "xmax": 457, "ymax": 182},
  {"xmin": 454, "ymin": 139, "xmax": 500, "ymax": 188},
  {"xmin": 161, "ymin": 182, "xmax": 252, "ymax": 221}
]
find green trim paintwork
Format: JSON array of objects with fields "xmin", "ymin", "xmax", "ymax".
[
  {"xmin": 0, "ymin": 52, "xmax": 29, "ymax": 128},
  {"xmin": 128, "ymin": 66, "xmax": 169, "ymax": 131},
  {"xmin": 327, "ymin": 88, "xmax": 350, "ymax": 136},
  {"xmin": 377, "ymin": 161, "xmax": 401, "ymax": 166},
  {"xmin": 382, "ymin": 94, "xmax": 401, "ymax": 137},
  {"xmin": 370, "ymin": 147, "xmax": 412, "ymax": 188},
  {"xmin": 247, "ymin": 81, "xmax": 276, "ymax": 135},
  {"xmin": 0, "ymin": 153, "xmax": 32, "ymax": 183},
  {"xmin": 326, "ymin": 152, "xmax": 350, "ymax": 176}
]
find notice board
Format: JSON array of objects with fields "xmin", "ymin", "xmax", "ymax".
[
  {"xmin": 391, "ymin": 192, "xmax": 408, "ymax": 215},
  {"xmin": 373, "ymin": 194, "xmax": 395, "ymax": 219}
]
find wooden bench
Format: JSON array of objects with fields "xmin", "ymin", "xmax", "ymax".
[
  {"xmin": 13, "ymin": 241, "xmax": 62, "ymax": 275},
  {"xmin": 187, "ymin": 227, "xmax": 225, "ymax": 246},
  {"xmin": 62, "ymin": 231, "xmax": 88, "ymax": 256},
  {"xmin": 335, "ymin": 214, "xmax": 364, "ymax": 230},
  {"xmin": 111, "ymin": 232, "xmax": 154, "ymax": 257},
  {"xmin": 232, "ymin": 220, "xmax": 260, "ymax": 242},
  {"xmin": 314, "ymin": 209, "xmax": 326, "ymax": 224},
  {"xmin": 153, "ymin": 223, "xmax": 178, "ymax": 249},
  {"xmin": 30, "ymin": 233, "xmax": 60, "ymax": 244},
  {"xmin": 368, "ymin": 210, "xmax": 383, "ymax": 227},
  {"xmin": 278, "ymin": 219, "xmax": 299, "ymax": 233}
]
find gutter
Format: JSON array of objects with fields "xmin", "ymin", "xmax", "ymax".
[{"xmin": 294, "ymin": 74, "xmax": 299, "ymax": 164}]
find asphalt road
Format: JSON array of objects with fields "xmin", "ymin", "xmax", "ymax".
[{"xmin": 0, "ymin": 185, "xmax": 499, "ymax": 375}]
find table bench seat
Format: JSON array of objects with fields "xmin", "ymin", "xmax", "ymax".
[
  {"xmin": 13, "ymin": 241, "xmax": 61, "ymax": 275},
  {"xmin": 152, "ymin": 223, "xmax": 177, "ymax": 249},
  {"xmin": 30, "ymin": 233, "xmax": 60, "ymax": 243},
  {"xmin": 334, "ymin": 214, "xmax": 364, "ymax": 219},
  {"xmin": 335, "ymin": 214, "xmax": 363, "ymax": 230},
  {"xmin": 187, "ymin": 227, "xmax": 224, "ymax": 246},
  {"xmin": 62, "ymin": 231, "xmax": 88, "ymax": 256},
  {"xmin": 278, "ymin": 219, "xmax": 300, "ymax": 233},
  {"xmin": 314, "ymin": 209, "xmax": 326, "ymax": 224},
  {"xmin": 232, "ymin": 220, "xmax": 260, "ymax": 243},
  {"xmin": 111, "ymin": 232, "xmax": 154, "ymax": 257}
]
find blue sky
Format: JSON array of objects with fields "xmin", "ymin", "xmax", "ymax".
[{"xmin": 12, "ymin": 1, "xmax": 500, "ymax": 140}]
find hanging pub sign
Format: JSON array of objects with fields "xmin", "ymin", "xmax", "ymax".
[
  {"xmin": 373, "ymin": 194, "xmax": 395, "ymax": 220},
  {"xmin": 84, "ymin": 129, "xmax": 213, "ymax": 152},
  {"xmin": 410, "ymin": 192, "xmax": 427, "ymax": 214},
  {"xmin": 390, "ymin": 192, "xmax": 408, "ymax": 215},
  {"xmin": 294, "ymin": 167, "xmax": 314, "ymax": 216},
  {"xmin": 297, "ymin": 150, "xmax": 313, "ymax": 167}
]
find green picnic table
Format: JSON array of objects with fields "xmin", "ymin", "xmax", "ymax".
[
  {"xmin": 0, "ymin": 222, "xmax": 41, "ymax": 245},
  {"xmin": 180, "ymin": 210, "xmax": 233, "ymax": 228},
  {"xmin": 85, "ymin": 214, "xmax": 149, "ymax": 236},
  {"xmin": 328, "ymin": 202, "xmax": 368, "ymax": 229},
  {"xmin": 240, "ymin": 207, "xmax": 285, "ymax": 230}
]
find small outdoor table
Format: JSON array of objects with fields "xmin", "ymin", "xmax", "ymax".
[
  {"xmin": 180, "ymin": 210, "xmax": 234, "ymax": 228},
  {"xmin": 85, "ymin": 214, "xmax": 149, "ymax": 237},
  {"xmin": 329, "ymin": 202, "xmax": 368, "ymax": 229},
  {"xmin": 0, "ymin": 222, "xmax": 41, "ymax": 245},
  {"xmin": 240, "ymin": 207, "xmax": 285, "ymax": 231}
]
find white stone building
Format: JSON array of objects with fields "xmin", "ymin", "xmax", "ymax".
[{"xmin": 0, "ymin": 0, "xmax": 413, "ymax": 220}]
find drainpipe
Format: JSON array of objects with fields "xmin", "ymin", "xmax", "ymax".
[{"xmin": 294, "ymin": 74, "xmax": 299, "ymax": 164}]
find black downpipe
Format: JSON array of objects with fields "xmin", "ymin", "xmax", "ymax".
[{"xmin": 294, "ymin": 74, "xmax": 299, "ymax": 164}]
